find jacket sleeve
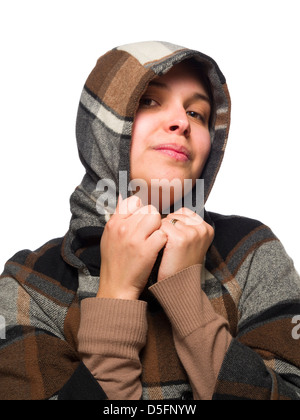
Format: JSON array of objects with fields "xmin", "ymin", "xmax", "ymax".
[
  {"xmin": 213, "ymin": 239, "xmax": 300, "ymax": 400},
  {"xmin": 149, "ymin": 265, "xmax": 232, "ymax": 400},
  {"xmin": 77, "ymin": 298, "xmax": 148, "ymax": 400},
  {"xmin": 0, "ymin": 254, "xmax": 106, "ymax": 400}
]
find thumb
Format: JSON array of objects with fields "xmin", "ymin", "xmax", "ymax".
[
  {"xmin": 148, "ymin": 229, "xmax": 168, "ymax": 254},
  {"xmin": 115, "ymin": 193, "xmax": 123, "ymax": 214}
]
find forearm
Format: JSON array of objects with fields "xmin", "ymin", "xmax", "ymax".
[
  {"xmin": 78, "ymin": 298, "xmax": 148, "ymax": 400},
  {"xmin": 149, "ymin": 264, "xmax": 232, "ymax": 400}
]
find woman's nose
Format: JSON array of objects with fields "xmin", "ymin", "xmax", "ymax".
[{"xmin": 165, "ymin": 109, "xmax": 191, "ymax": 137}]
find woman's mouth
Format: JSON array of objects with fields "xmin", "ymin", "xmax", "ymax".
[{"xmin": 153, "ymin": 144, "xmax": 191, "ymax": 162}]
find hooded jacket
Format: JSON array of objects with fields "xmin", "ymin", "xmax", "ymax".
[{"xmin": 1, "ymin": 41, "xmax": 300, "ymax": 400}]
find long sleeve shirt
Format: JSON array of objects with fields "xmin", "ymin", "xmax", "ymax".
[{"xmin": 78, "ymin": 265, "xmax": 232, "ymax": 400}]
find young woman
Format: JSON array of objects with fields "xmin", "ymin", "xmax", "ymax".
[{"xmin": 1, "ymin": 41, "xmax": 299, "ymax": 400}]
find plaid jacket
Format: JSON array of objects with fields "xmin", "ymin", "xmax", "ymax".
[
  {"xmin": 1, "ymin": 42, "xmax": 300, "ymax": 400},
  {"xmin": 1, "ymin": 211, "xmax": 300, "ymax": 400}
]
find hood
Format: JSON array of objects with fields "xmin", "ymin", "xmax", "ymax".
[{"xmin": 62, "ymin": 41, "xmax": 231, "ymax": 270}]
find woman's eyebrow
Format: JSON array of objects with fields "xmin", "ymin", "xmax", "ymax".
[
  {"xmin": 190, "ymin": 92, "xmax": 211, "ymax": 105},
  {"xmin": 148, "ymin": 81, "xmax": 170, "ymax": 90},
  {"xmin": 148, "ymin": 81, "xmax": 210, "ymax": 104}
]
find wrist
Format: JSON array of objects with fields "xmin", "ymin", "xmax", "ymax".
[{"xmin": 96, "ymin": 285, "xmax": 140, "ymax": 301}]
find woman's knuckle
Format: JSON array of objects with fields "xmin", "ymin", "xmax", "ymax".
[{"xmin": 118, "ymin": 223, "xmax": 128, "ymax": 236}]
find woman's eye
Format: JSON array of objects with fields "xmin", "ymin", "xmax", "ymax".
[
  {"xmin": 139, "ymin": 97, "xmax": 158, "ymax": 107},
  {"xmin": 187, "ymin": 111, "xmax": 205, "ymax": 123}
]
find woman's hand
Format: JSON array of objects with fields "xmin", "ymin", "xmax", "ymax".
[
  {"xmin": 97, "ymin": 195, "xmax": 167, "ymax": 300},
  {"xmin": 157, "ymin": 208, "xmax": 214, "ymax": 282}
]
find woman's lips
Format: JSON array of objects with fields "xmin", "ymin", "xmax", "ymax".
[{"xmin": 153, "ymin": 144, "xmax": 191, "ymax": 162}]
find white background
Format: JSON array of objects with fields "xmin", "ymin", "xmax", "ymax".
[{"xmin": 0, "ymin": 0, "xmax": 299, "ymax": 273}]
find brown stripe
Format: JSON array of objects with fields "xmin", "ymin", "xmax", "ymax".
[
  {"xmin": 126, "ymin": 69, "xmax": 156, "ymax": 118},
  {"xmin": 6, "ymin": 261, "xmax": 74, "ymax": 308},
  {"xmin": 85, "ymin": 49, "xmax": 129, "ymax": 102},
  {"xmin": 215, "ymin": 111, "xmax": 229, "ymax": 127},
  {"xmin": 240, "ymin": 318, "xmax": 300, "ymax": 367},
  {"xmin": 36, "ymin": 334, "xmax": 80, "ymax": 398},
  {"xmin": 153, "ymin": 311, "xmax": 188, "ymax": 383},
  {"xmin": 102, "ymin": 55, "xmax": 150, "ymax": 118},
  {"xmin": 85, "ymin": 50, "xmax": 152, "ymax": 119},
  {"xmin": 223, "ymin": 293, "xmax": 239, "ymax": 336},
  {"xmin": 209, "ymin": 245, "xmax": 235, "ymax": 283},
  {"xmin": 141, "ymin": 310, "xmax": 188, "ymax": 392},
  {"xmin": 204, "ymin": 82, "xmax": 231, "ymax": 201},
  {"xmin": 64, "ymin": 295, "xmax": 80, "ymax": 348},
  {"xmin": 17, "ymin": 284, "xmax": 30, "ymax": 326},
  {"xmin": 215, "ymin": 379, "xmax": 271, "ymax": 400},
  {"xmin": 210, "ymin": 295, "xmax": 231, "ymax": 323},
  {"xmin": 223, "ymin": 84, "xmax": 231, "ymax": 130},
  {"xmin": 23, "ymin": 333, "xmax": 45, "ymax": 399},
  {"xmin": 268, "ymin": 368, "xmax": 279, "ymax": 400},
  {"xmin": 141, "ymin": 313, "xmax": 163, "ymax": 399},
  {"xmin": 0, "ymin": 340, "xmax": 30, "ymax": 399},
  {"xmin": 209, "ymin": 235, "xmax": 278, "ymax": 284}
]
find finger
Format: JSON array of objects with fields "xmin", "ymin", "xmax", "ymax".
[
  {"xmin": 115, "ymin": 193, "xmax": 123, "ymax": 213},
  {"xmin": 147, "ymin": 229, "xmax": 168, "ymax": 253},
  {"xmin": 166, "ymin": 215, "xmax": 214, "ymax": 242},
  {"xmin": 115, "ymin": 195, "xmax": 142, "ymax": 218},
  {"xmin": 160, "ymin": 218, "xmax": 185, "ymax": 235},
  {"xmin": 166, "ymin": 213, "xmax": 203, "ymax": 226},
  {"xmin": 172, "ymin": 207, "xmax": 204, "ymax": 223},
  {"xmin": 168, "ymin": 218, "xmax": 193, "ymax": 233},
  {"xmin": 135, "ymin": 208, "xmax": 162, "ymax": 239},
  {"xmin": 172, "ymin": 207, "xmax": 196, "ymax": 216},
  {"xmin": 132, "ymin": 204, "xmax": 159, "ymax": 216}
]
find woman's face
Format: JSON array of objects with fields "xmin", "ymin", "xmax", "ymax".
[{"xmin": 130, "ymin": 61, "xmax": 212, "ymax": 210}]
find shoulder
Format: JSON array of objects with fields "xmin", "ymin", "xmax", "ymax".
[
  {"xmin": 2, "ymin": 236, "xmax": 78, "ymax": 295},
  {"xmin": 206, "ymin": 211, "xmax": 278, "ymax": 262}
]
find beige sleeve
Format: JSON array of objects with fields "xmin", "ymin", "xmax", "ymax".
[
  {"xmin": 149, "ymin": 264, "xmax": 232, "ymax": 400},
  {"xmin": 77, "ymin": 298, "xmax": 147, "ymax": 400}
]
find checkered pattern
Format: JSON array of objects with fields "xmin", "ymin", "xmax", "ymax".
[{"xmin": 1, "ymin": 42, "xmax": 300, "ymax": 400}]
